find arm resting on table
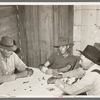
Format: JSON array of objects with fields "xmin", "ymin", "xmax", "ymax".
[
  {"xmin": 0, "ymin": 74, "xmax": 16, "ymax": 83},
  {"xmin": 62, "ymin": 67, "xmax": 85, "ymax": 78},
  {"xmin": 57, "ymin": 65, "xmax": 71, "ymax": 73},
  {"xmin": 55, "ymin": 73, "xmax": 95, "ymax": 95}
]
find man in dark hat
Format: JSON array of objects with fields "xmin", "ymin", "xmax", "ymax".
[
  {"xmin": 94, "ymin": 43, "xmax": 100, "ymax": 51},
  {"xmin": 39, "ymin": 37, "xmax": 80, "ymax": 75},
  {"xmin": 0, "ymin": 36, "xmax": 33, "ymax": 84},
  {"xmin": 55, "ymin": 45, "xmax": 100, "ymax": 95}
]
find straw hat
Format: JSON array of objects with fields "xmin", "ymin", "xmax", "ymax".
[{"xmin": 54, "ymin": 37, "xmax": 73, "ymax": 48}]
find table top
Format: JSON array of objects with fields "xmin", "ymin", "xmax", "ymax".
[{"xmin": 0, "ymin": 68, "xmax": 63, "ymax": 98}]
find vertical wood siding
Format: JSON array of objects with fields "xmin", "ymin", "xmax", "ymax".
[
  {"xmin": 0, "ymin": 5, "xmax": 20, "ymax": 56},
  {"xmin": 18, "ymin": 5, "xmax": 73, "ymax": 67},
  {"xmin": 38, "ymin": 6, "xmax": 53, "ymax": 64},
  {"xmin": 18, "ymin": 6, "xmax": 28, "ymax": 64}
]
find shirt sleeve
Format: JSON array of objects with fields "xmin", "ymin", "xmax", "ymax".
[
  {"xmin": 62, "ymin": 67, "xmax": 85, "ymax": 78},
  {"xmin": 47, "ymin": 52, "xmax": 55, "ymax": 65},
  {"xmin": 55, "ymin": 72, "xmax": 96, "ymax": 95},
  {"xmin": 57, "ymin": 65, "xmax": 72, "ymax": 72},
  {"xmin": 69, "ymin": 56, "xmax": 77, "ymax": 67},
  {"xmin": 13, "ymin": 52, "xmax": 27, "ymax": 71},
  {"xmin": 0, "ymin": 74, "xmax": 16, "ymax": 83},
  {"xmin": 68, "ymin": 56, "xmax": 81, "ymax": 70},
  {"xmin": 0, "ymin": 66, "xmax": 16, "ymax": 83},
  {"xmin": 74, "ymin": 56, "xmax": 81, "ymax": 69}
]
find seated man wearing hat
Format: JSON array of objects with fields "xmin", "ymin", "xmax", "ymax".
[
  {"xmin": 55, "ymin": 45, "xmax": 100, "ymax": 95},
  {"xmin": 0, "ymin": 36, "xmax": 33, "ymax": 84},
  {"xmin": 39, "ymin": 37, "xmax": 80, "ymax": 75}
]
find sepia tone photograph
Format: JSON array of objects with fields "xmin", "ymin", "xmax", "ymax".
[{"xmin": 0, "ymin": 3, "xmax": 100, "ymax": 97}]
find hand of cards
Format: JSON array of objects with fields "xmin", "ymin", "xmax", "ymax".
[
  {"xmin": 61, "ymin": 77, "xmax": 78, "ymax": 84},
  {"xmin": 47, "ymin": 73, "xmax": 78, "ymax": 84}
]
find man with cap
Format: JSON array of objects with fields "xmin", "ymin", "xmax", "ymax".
[
  {"xmin": 55, "ymin": 45, "xmax": 100, "ymax": 95},
  {"xmin": 39, "ymin": 37, "xmax": 80, "ymax": 75},
  {"xmin": 0, "ymin": 36, "xmax": 33, "ymax": 84}
]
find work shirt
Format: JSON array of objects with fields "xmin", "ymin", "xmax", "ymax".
[
  {"xmin": 55, "ymin": 64, "xmax": 100, "ymax": 95},
  {"xmin": 0, "ymin": 51, "xmax": 27, "ymax": 83},
  {"xmin": 48, "ymin": 51, "xmax": 80, "ymax": 70},
  {"xmin": 62, "ymin": 67, "xmax": 85, "ymax": 78}
]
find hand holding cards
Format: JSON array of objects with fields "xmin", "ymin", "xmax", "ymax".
[{"xmin": 47, "ymin": 74, "xmax": 63, "ymax": 84}]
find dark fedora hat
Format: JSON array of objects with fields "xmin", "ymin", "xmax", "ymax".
[
  {"xmin": 77, "ymin": 45, "xmax": 100, "ymax": 65},
  {"xmin": 0, "ymin": 36, "xmax": 17, "ymax": 51},
  {"xmin": 54, "ymin": 37, "xmax": 74, "ymax": 48},
  {"xmin": 94, "ymin": 43, "xmax": 100, "ymax": 51}
]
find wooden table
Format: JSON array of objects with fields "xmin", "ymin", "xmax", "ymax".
[{"xmin": 0, "ymin": 68, "xmax": 63, "ymax": 98}]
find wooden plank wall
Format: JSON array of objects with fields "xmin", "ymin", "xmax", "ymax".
[
  {"xmin": 0, "ymin": 5, "xmax": 20, "ymax": 56},
  {"xmin": 18, "ymin": 5, "xmax": 73, "ymax": 67},
  {"xmin": 18, "ymin": 6, "xmax": 28, "ymax": 64}
]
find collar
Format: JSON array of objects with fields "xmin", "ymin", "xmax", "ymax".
[{"xmin": 57, "ymin": 51, "xmax": 69, "ymax": 58}]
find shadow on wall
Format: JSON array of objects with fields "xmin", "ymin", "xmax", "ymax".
[{"xmin": 13, "ymin": 40, "xmax": 20, "ymax": 54}]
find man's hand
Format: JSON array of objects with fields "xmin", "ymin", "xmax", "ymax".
[
  {"xmin": 27, "ymin": 68, "xmax": 34, "ymax": 77},
  {"xmin": 25, "ymin": 68, "xmax": 34, "ymax": 77},
  {"xmin": 55, "ymin": 79, "xmax": 65, "ymax": 89},
  {"xmin": 15, "ymin": 68, "xmax": 34, "ymax": 79},
  {"xmin": 38, "ymin": 64, "xmax": 48, "ymax": 73},
  {"xmin": 54, "ymin": 74, "xmax": 63, "ymax": 79},
  {"xmin": 41, "ymin": 66, "xmax": 48, "ymax": 73},
  {"xmin": 47, "ymin": 76, "xmax": 58, "ymax": 84},
  {"xmin": 57, "ymin": 65, "xmax": 71, "ymax": 73},
  {"xmin": 15, "ymin": 70, "xmax": 29, "ymax": 79},
  {"xmin": 45, "ymin": 69, "xmax": 53, "ymax": 75}
]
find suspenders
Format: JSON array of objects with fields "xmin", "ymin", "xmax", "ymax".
[{"xmin": 92, "ymin": 69, "xmax": 100, "ymax": 75}]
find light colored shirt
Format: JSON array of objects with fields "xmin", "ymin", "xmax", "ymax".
[
  {"xmin": 62, "ymin": 67, "xmax": 85, "ymax": 78},
  {"xmin": 55, "ymin": 64, "xmax": 100, "ymax": 95},
  {"xmin": 0, "ymin": 51, "xmax": 27, "ymax": 83}
]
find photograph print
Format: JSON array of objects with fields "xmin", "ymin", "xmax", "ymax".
[{"xmin": 0, "ymin": 3, "xmax": 100, "ymax": 97}]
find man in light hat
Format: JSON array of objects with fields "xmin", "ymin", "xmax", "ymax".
[
  {"xmin": 0, "ymin": 36, "xmax": 33, "ymax": 84},
  {"xmin": 39, "ymin": 37, "xmax": 80, "ymax": 75},
  {"xmin": 55, "ymin": 45, "xmax": 100, "ymax": 95}
]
